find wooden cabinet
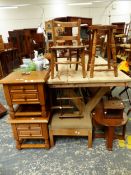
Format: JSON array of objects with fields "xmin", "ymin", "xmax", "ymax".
[
  {"xmin": 8, "ymin": 28, "xmax": 45, "ymax": 58},
  {"xmin": 0, "ymin": 71, "xmax": 50, "ymax": 149},
  {"xmin": 112, "ymin": 22, "xmax": 125, "ymax": 34},
  {"xmin": 0, "ymin": 48, "xmax": 21, "ymax": 79}
]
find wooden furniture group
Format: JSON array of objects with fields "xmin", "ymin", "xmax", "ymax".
[
  {"xmin": 47, "ymin": 61, "xmax": 131, "ymax": 150},
  {"xmin": 1, "ymin": 71, "xmax": 50, "ymax": 149},
  {"xmin": 0, "ymin": 64, "xmax": 131, "ymax": 150},
  {"xmin": 0, "ymin": 19, "xmax": 131, "ymax": 151}
]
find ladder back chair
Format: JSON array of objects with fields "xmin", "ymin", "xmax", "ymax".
[{"xmin": 50, "ymin": 19, "xmax": 86, "ymax": 79}]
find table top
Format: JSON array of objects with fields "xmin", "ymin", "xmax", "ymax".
[
  {"xmin": 47, "ymin": 56, "xmax": 131, "ymax": 88},
  {"xmin": 0, "ymin": 70, "xmax": 50, "ymax": 84}
]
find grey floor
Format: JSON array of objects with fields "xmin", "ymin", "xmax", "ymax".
[{"xmin": 0, "ymin": 85, "xmax": 131, "ymax": 175}]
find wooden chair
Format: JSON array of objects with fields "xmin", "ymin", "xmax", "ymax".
[
  {"xmin": 87, "ymin": 25, "xmax": 118, "ymax": 78},
  {"xmin": 50, "ymin": 19, "xmax": 86, "ymax": 79}
]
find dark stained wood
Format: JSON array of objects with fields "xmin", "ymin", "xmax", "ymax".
[{"xmin": 92, "ymin": 101, "xmax": 128, "ymax": 151}]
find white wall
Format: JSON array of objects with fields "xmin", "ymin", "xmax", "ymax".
[{"xmin": 0, "ymin": 1, "xmax": 131, "ymax": 42}]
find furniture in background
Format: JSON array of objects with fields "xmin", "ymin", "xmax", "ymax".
[
  {"xmin": 112, "ymin": 22, "xmax": 125, "ymax": 35},
  {"xmin": 50, "ymin": 19, "xmax": 86, "ymax": 79},
  {"xmin": 0, "ymin": 71, "xmax": 50, "ymax": 149},
  {"xmin": 0, "ymin": 48, "xmax": 21, "ymax": 79},
  {"xmin": 8, "ymin": 28, "xmax": 45, "ymax": 58},
  {"xmin": 0, "ymin": 35, "xmax": 4, "ymax": 51},
  {"xmin": 87, "ymin": 25, "xmax": 118, "ymax": 78}
]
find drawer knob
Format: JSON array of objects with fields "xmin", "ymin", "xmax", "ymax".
[{"xmin": 20, "ymin": 86, "xmax": 24, "ymax": 90}]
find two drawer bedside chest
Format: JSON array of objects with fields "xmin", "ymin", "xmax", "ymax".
[{"xmin": 0, "ymin": 71, "xmax": 50, "ymax": 149}]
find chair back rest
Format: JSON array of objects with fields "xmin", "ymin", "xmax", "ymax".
[{"xmin": 52, "ymin": 19, "xmax": 81, "ymax": 46}]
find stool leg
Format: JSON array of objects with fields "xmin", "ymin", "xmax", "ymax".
[
  {"xmin": 87, "ymin": 32, "xmax": 92, "ymax": 71},
  {"xmin": 106, "ymin": 126, "xmax": 115, "ymax": 151},
  {"xmin": 81, "ymin": 48, "xmax": 86, "ymax": 78},
  {"xmin": 90, "ymin": 30, "xmax": 97, "ymax": 78},
  {"xmin": 122, "ymin": 124, "xmax": 126, "ymax": 140},
  {"xmin": 107, "ymin": 30, "xmax": 111, "ymax": 69}
]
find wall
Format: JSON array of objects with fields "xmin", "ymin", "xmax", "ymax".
[{"xmin": 0, "ymin": 1, "xmax": 131, "ymax": 42}]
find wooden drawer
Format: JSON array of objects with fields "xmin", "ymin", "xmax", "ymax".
[
  {"xmin": 11, "ymin": 93, "xmax": 39, "ymax": 103},
  {"xmin": 56, "ymin": 128, "xmax": 89, "ymax": 136},
  {"xmin": 18, "ymin": 130, "xmax": 42, "ymax": 137},
  {"xmin": 16, "ymin": 123, "xmax": 43, "ymax": 137},
  {"xmin": 9, "ymin": 84, "xmax": 38, "ymax": 93},
  {"xmin": 17, "ymin": 123, "xmax": 40, "ymax": 130}
]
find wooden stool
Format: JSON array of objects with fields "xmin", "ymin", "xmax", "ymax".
[
  {"xmin": 49, "ymin": 112, "xmax": 92, "ymax": 148},
  {"xmin": 87, "ymin": 25, "xmax": 118, "ymax": 78}
]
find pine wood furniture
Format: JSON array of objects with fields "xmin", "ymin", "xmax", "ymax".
[
  {"xmin": 51, "ymin": 45, "xmax": 86, "ymax": 79},
  {"xmin": 47, "ymin": 57, "xmax": 131, "ymax": 150},
  {"xmin": 87, "ymin": 25, "xmax": 118, "ymax": 78},
  {"xmin": 0, "ymin": 71, "xmax": 50, "ymax": 149},
  {"xmin": 50, "ymin": 19, "xmax": 86, "ymax": 79}
]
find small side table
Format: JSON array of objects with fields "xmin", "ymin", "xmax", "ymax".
[{"xmin": 92, "ymin": 102, "xmax": 128, "ymax": 151}]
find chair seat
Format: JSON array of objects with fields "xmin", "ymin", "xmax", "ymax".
[{"xmin": 50, "ymin": 113, "xmax": 92, "ymax": 129}]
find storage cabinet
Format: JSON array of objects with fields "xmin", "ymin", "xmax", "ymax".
[
  {"xmin": 1, "ymin": 71, "xmax": 50, "ymax": 149},
  {"xmin": 0, "ymin": 48, "xmax": 21, "ymax": 79},
  {"xmin": 8, "ymin": 28, "xmax": 45, "ymax": 58}
]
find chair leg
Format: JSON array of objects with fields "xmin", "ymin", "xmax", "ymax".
[
  {"xmin": 49, "ymin": 130, "xmax": 55, "ymax": 147},
  {"xmin": 75, "ymin": 49, "xmax": 79, "ymax": 71},
  {"xmin": 110, "ymin": 29, "xmax": 118, "ymax": 77},
  {"xmin": 90, "ymin": 30, "xmax": 97, "ymax": 78}
]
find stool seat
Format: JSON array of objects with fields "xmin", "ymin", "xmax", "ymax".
[
  {"xmin": 49, "ymin": 113, "xmax": 92, "ymax": 148},
  {"xmin": 51, "ymin": 113, "xmax": 92, "ymax": 129}
]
